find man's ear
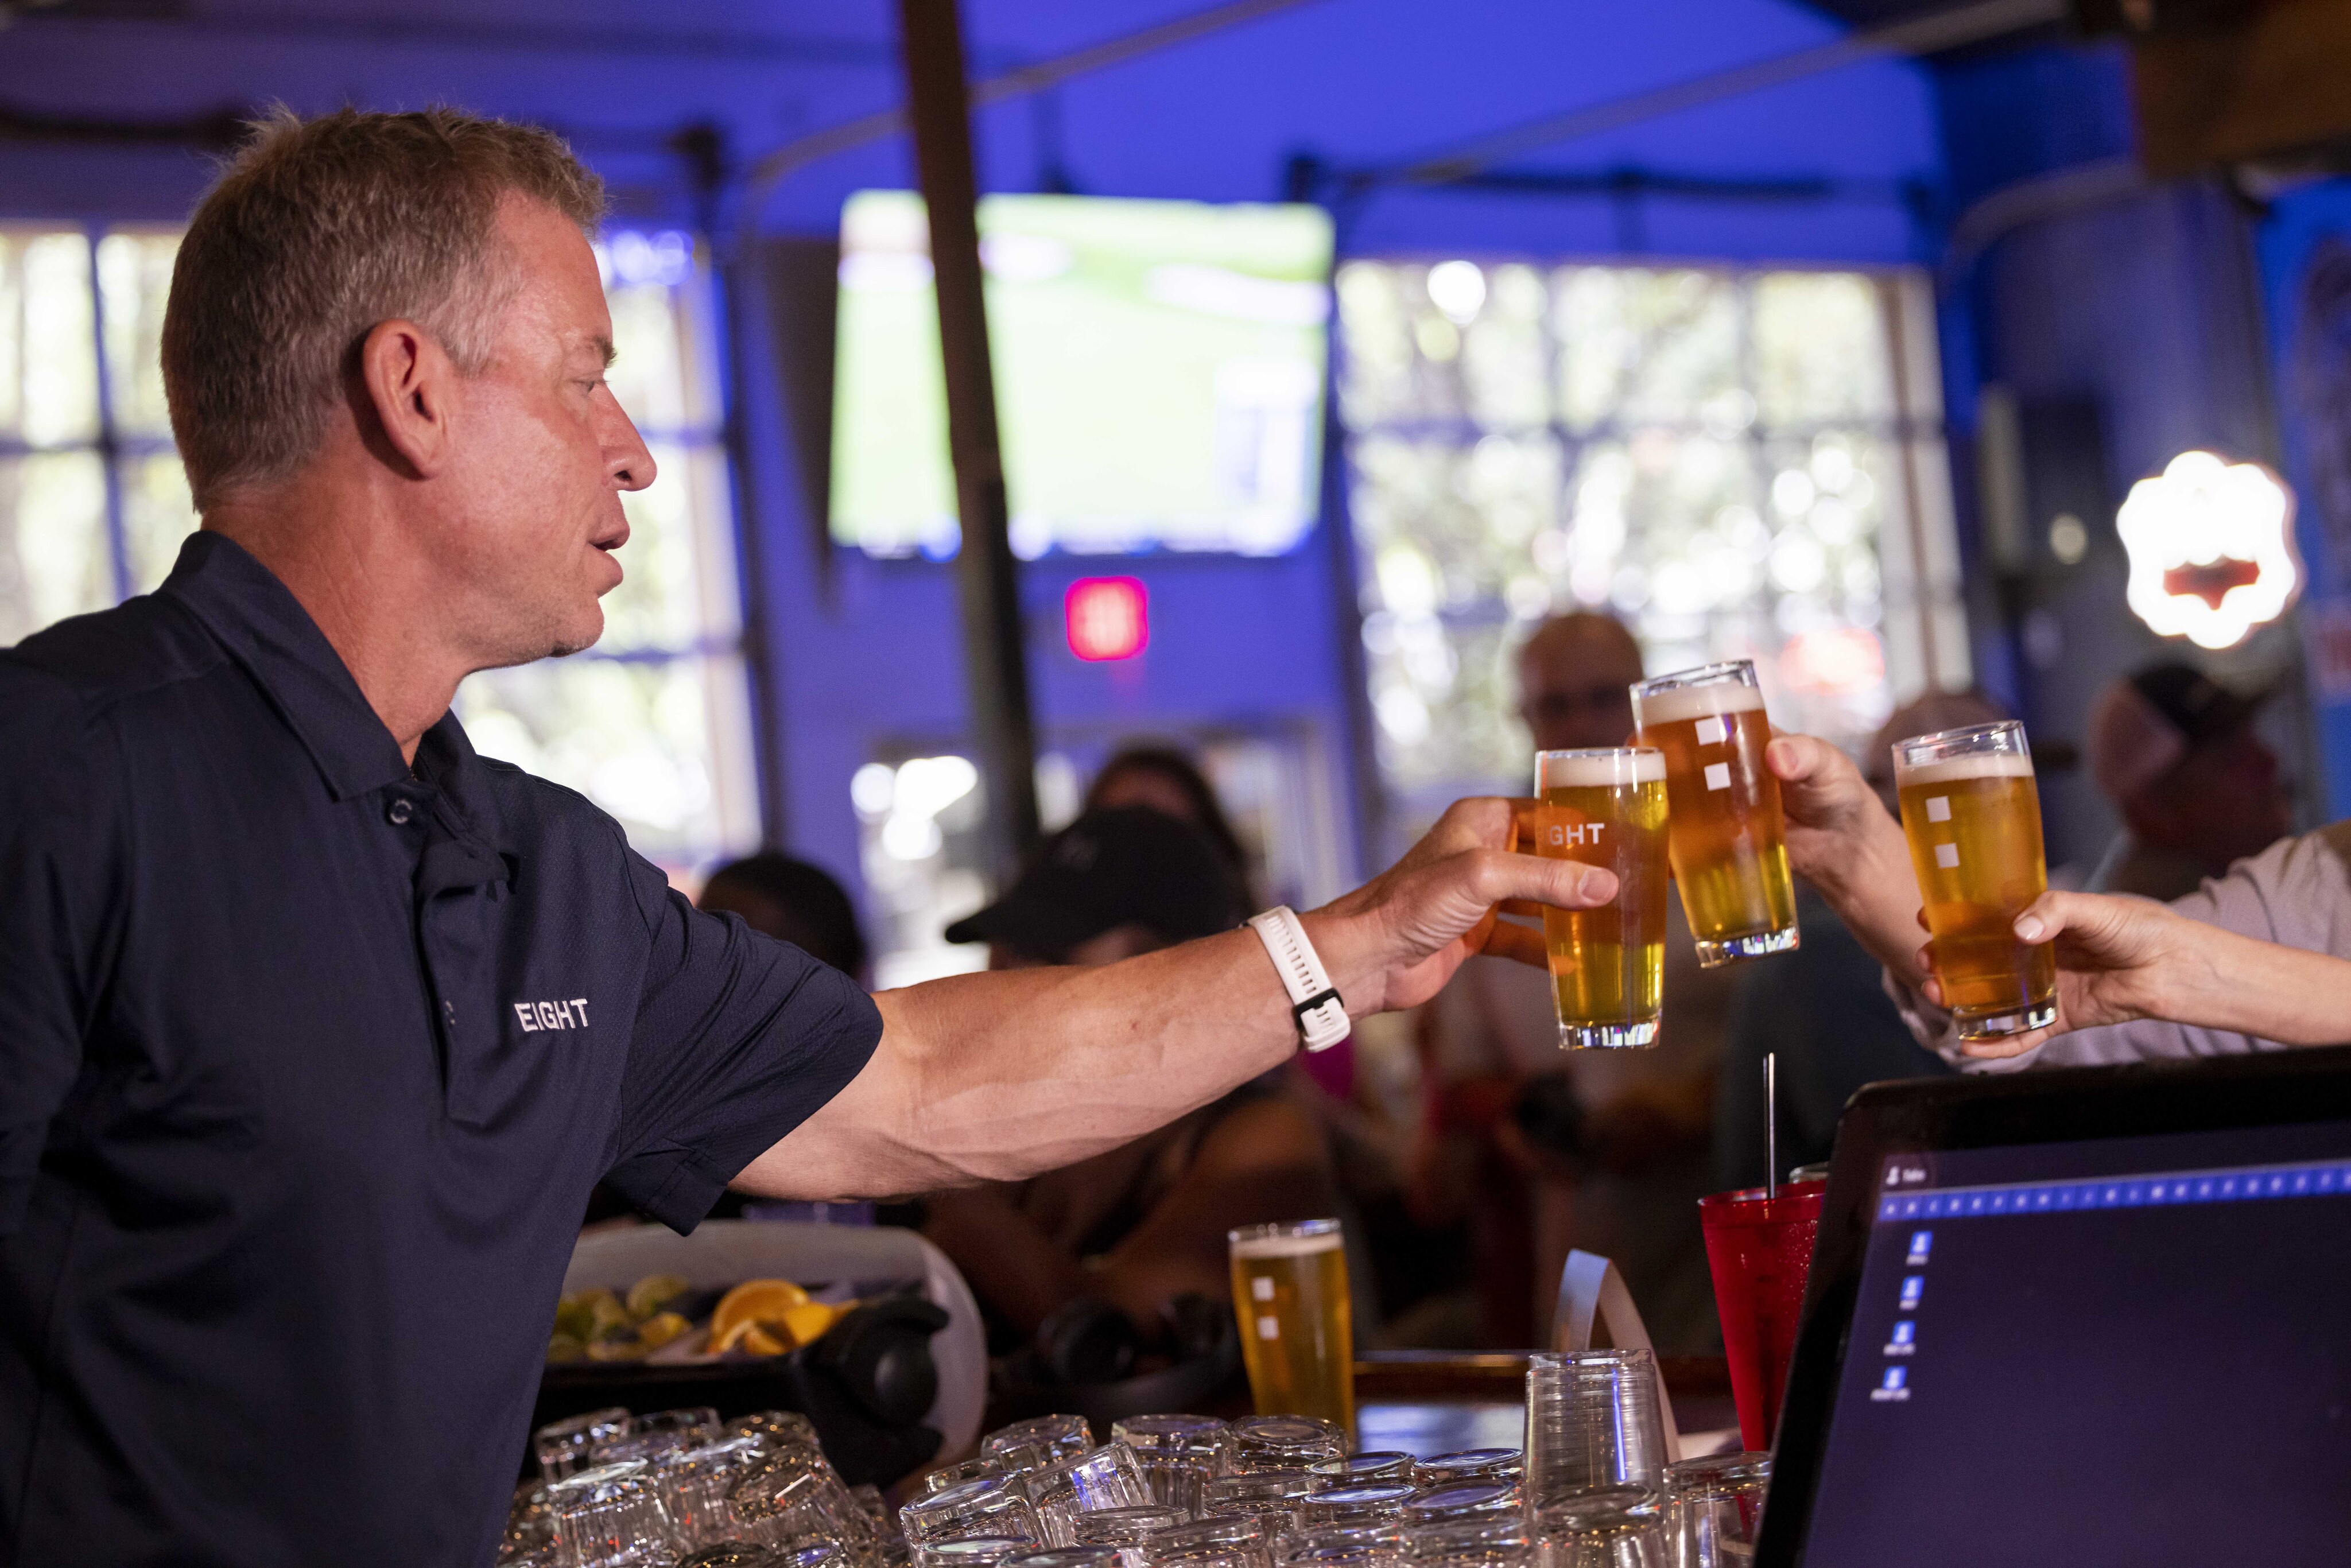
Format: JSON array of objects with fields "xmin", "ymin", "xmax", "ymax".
[{"xmin": 355, "ymin": 319, "xmax": 459, "ymax": 479}]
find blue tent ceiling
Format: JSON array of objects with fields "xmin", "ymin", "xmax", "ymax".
[{"xmin": 2, "ymin": 0, "xmax": 1956, "ymax": 259}]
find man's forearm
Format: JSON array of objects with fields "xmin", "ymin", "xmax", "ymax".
[{"xmin": 743, "ymin": 925, "xmax": 1309, "ymax": 1198}]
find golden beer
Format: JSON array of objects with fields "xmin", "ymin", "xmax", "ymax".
[
  {"xmin": 1894, "ymin": 723, "xmax": 2057, "ymax": 1039},
  {"xmin": 1631, "ymin": 661, "xmax": 1800, "ymax": 967},
  {"xmin": 1534, "ymin": 748, "xmax": 1671, "ymax": 1050},
  {"xmin": 1228, "ymin": 1219, "xmax": 1353, "ymax": 1431}
]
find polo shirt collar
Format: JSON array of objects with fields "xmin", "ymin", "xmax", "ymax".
[
  {"xmin": 164, "ymin": 531, "xmax": 417, "ymax": 804},
  {"xmin": 162, "ymin": 533, "xmax": 521, "ymax": 865}
]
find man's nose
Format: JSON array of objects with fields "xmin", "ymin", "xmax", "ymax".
[{"xmin": 600, "ymin": 392, "xmax": 658, "ymax": 492}]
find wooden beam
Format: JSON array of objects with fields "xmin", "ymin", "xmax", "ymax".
[
  {"xmin": 2133, "ymin": 0, "xmax": 2351, "ymax": 177},
  {"xmin": 897, "ymin": 0, "xmax": 1043, "ymax": 879}
]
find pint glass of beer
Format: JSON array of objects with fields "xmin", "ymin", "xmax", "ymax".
[
  {"xmin": 1534, "ymin": 747, "xmax": 1671, "ymax": 1049},
  {"xmin": 1228, "ymin": 1218, "xmax": 1353, "ymax": 1431},
  {"xmin": 1630, "ymin": 659, "xmax": 1799, "ymax": 967},
  {"xmin": 1892, "ymin": 720, "xmax": 2057, "ymax": 1039}
]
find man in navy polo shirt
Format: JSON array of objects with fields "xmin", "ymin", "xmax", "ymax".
[{"xmin": 0, "ymin": 110, "xmax": 1615, "ymax": 1566}]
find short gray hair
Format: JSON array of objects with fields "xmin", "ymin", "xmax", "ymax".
[{"xmin": 162, "ymin": 106, "xmax": 607, "ymax": 508}]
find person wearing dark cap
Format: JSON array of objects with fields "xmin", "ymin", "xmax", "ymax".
[
  {"xmin": 2083, "ymin": 662, "xmax": 2294, "ymax": 901},
  {"xmin": 918, "ymin": 807, "xmax": 1343, "ymax": 1345}
]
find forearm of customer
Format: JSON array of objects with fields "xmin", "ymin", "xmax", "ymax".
[{"xmin": 2108, "ymin": 922, "xmax": 2351, "ymax": 1046}]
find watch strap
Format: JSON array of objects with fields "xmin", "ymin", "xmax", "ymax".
[{"xmin": 1247, "ymin": 906, "xmax": 1349, "ymax": 1053}]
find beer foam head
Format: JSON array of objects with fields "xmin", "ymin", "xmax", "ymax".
[
  {"xmin": 1894, "ymin": 751, "xmax": 2035, "ymax": 786},
  {"xmin": 1230, "ymin": 1224, "xmax": 1344, "ymax": 1260},
  {"xmin": 1537, "ymin": 748, "xmax": 1665, "ymax": 789},
  {"xmin": 1631, "ymin": 678, "xmax": 1767, "ymax": 727}
]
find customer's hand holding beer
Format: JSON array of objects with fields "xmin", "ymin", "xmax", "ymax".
[
  {"xmin": 1933, "ymin": 889, "xmax": 2351, "ymax": 1056},
  {"xmin": 1758, "ymin": 732, "xmax": 1926, "ymax": 981}
]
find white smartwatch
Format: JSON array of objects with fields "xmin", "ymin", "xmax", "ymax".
[{"xmin": 1247, "ymin": 906, "xmax": 1350, "ymax": 1053}]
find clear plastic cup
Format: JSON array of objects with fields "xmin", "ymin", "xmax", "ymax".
[
  {"xmin": 1527, "ymin": 1490, "xmax": 1670, "ymax": 1568},
  {"xmin": 1697, "ymin": 1180, "xmax": 1825, "ymax": 1451},
  {"xmin": 1112, "ymin": 1414, "xmax": 1228, "ymax": 1516},
  {"xmin": 1225, "ymin": 1416, "xmax": 1345, "ymax": 1476},
  {"xmin": 544, "ymin": 1460, "xmax": 677, "ymax": 1568},
  {"xmin": 1524, "ymin": 1350, "xmax": 1668, "ymax": 1506},
  {"xmin": 1664, "ymin": 1451, "xmax": 1769, "ymax": 1568},
  {"xmin": 536, "ymin": 1407, "xmax": 631, "ymax": 1482},
  {"xmin": 901, "ymin": 1477, "xmax": 1045, "ymax": 1548}
]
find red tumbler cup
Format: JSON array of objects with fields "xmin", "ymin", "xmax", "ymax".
[{"xmin": 1698, "ymin": 1179, "xmax": 1825, "ymax": 1452}]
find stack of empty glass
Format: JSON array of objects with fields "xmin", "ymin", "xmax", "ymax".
[
  {"xmin": 1661, "ymin": 1452, "xmax": 1768, "ymax": 1567},
  {"xmin": 1145, "ymin": 1514, "xmax": 1273, "ymax": 1568},
  {"xmin": 1225, "ymin": 1417, "xmax": 1345, "ymax": 1475},
  {"xmin": 510, "ymin": 1404, "xmax": 897, "ymax": 1568},
  {"xmin": 545, "ymin": 1460, "xmax": 682, "ymax": 1567},
  {"xmin": 1111, "ymin": 1415, "xmax": 1228, "ymax": 1515},
  {"xmin": 1199, "ymin": 1470, "xmax": 1323, "ymax": 1535},
  {"xmin": 1522, "ymin": 1351, "xmax": 1671, "ymax": 1567},
  {"xmin": 1408, "ymin": 1453, "xmax": 1520, "ymax": 1489},
  {"xmin": 1071, "ymin": 1504, "xmax": 1182, "ymax": 1567},
  {"xmin": 1031, "ymin": 1445, "xmax": 1153, "ymax": 1545}
]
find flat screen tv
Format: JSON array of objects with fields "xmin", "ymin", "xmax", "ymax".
[{"xmin": 827, "ymin": 189, "xmax": 1333, "ymax": 560}]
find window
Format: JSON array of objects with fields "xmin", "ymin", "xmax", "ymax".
[
  {"xmin": 0, "ymin": 223, "xmax": 759, "ymax": 873},
  {"xmin": 0, "ymin": 224, "xmax": 196, "ymax": 645},
  {"xmin": 1336, "ymin": 258, "xmax": 1965, "ymax": 850}
]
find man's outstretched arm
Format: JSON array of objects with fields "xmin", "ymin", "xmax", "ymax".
[{"xmin": 737, "ymin": 798, "xmax": 1616, "ymax": 1200}]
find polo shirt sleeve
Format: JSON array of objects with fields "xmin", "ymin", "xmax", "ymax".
[
  {"xmin": 600, "ymin": 844, "xmax": 882, "ymax": 1232},
  {"xmin": 0, "ymin": 663, "xmax": 122, "ymax": 1235}
]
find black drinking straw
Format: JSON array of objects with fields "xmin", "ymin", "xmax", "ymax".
[{"xmin": 1765, "ymin": 1051, "xmax": 1779, "ymax": 1202}]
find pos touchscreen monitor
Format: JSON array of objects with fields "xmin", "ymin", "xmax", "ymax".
[{"xmin": 1759, "ymin": 1046, "xmax": 2351, "ymax": 1567}]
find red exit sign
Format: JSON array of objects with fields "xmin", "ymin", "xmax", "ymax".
[{"xmin": 1065, "ymin": 577, "xmax": 1149, "ymax": 661}]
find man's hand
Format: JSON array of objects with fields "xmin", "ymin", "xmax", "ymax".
[
  {"xmin": 1764, "ymin": 734, "xmax": 1924, "ymax": 980},
  {"xmin": 1307, "ymin": 797, "xmax": 1617, "ymax": 1017}
]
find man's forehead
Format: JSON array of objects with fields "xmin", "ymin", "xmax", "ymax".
[{"xmin": 494, "ymin": 191, "xmax": 612, "ymax": 347}]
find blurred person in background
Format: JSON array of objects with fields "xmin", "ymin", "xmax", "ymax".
[
  {"xmin": 699, "ymin": 851, "xmax": 871, "ymax": 985},
  {"xmin": 1712, "ymin": 693, "xmax": 1982, "ymax": 1190},
  {"xmin": 1410, "ymin": 611, "xmax": 1735, "ymax": 1350},
  {"xmin": 912, "ymin": 806, "xmax": 1344, "ymax": 1350},
  {"xmin": 1085, "ymin": 743, "xmax": 1253, "ymax": 890},
  {"xmin": 2084, "ymin": 663, "xmax": 2295, "ymax": 901}
]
